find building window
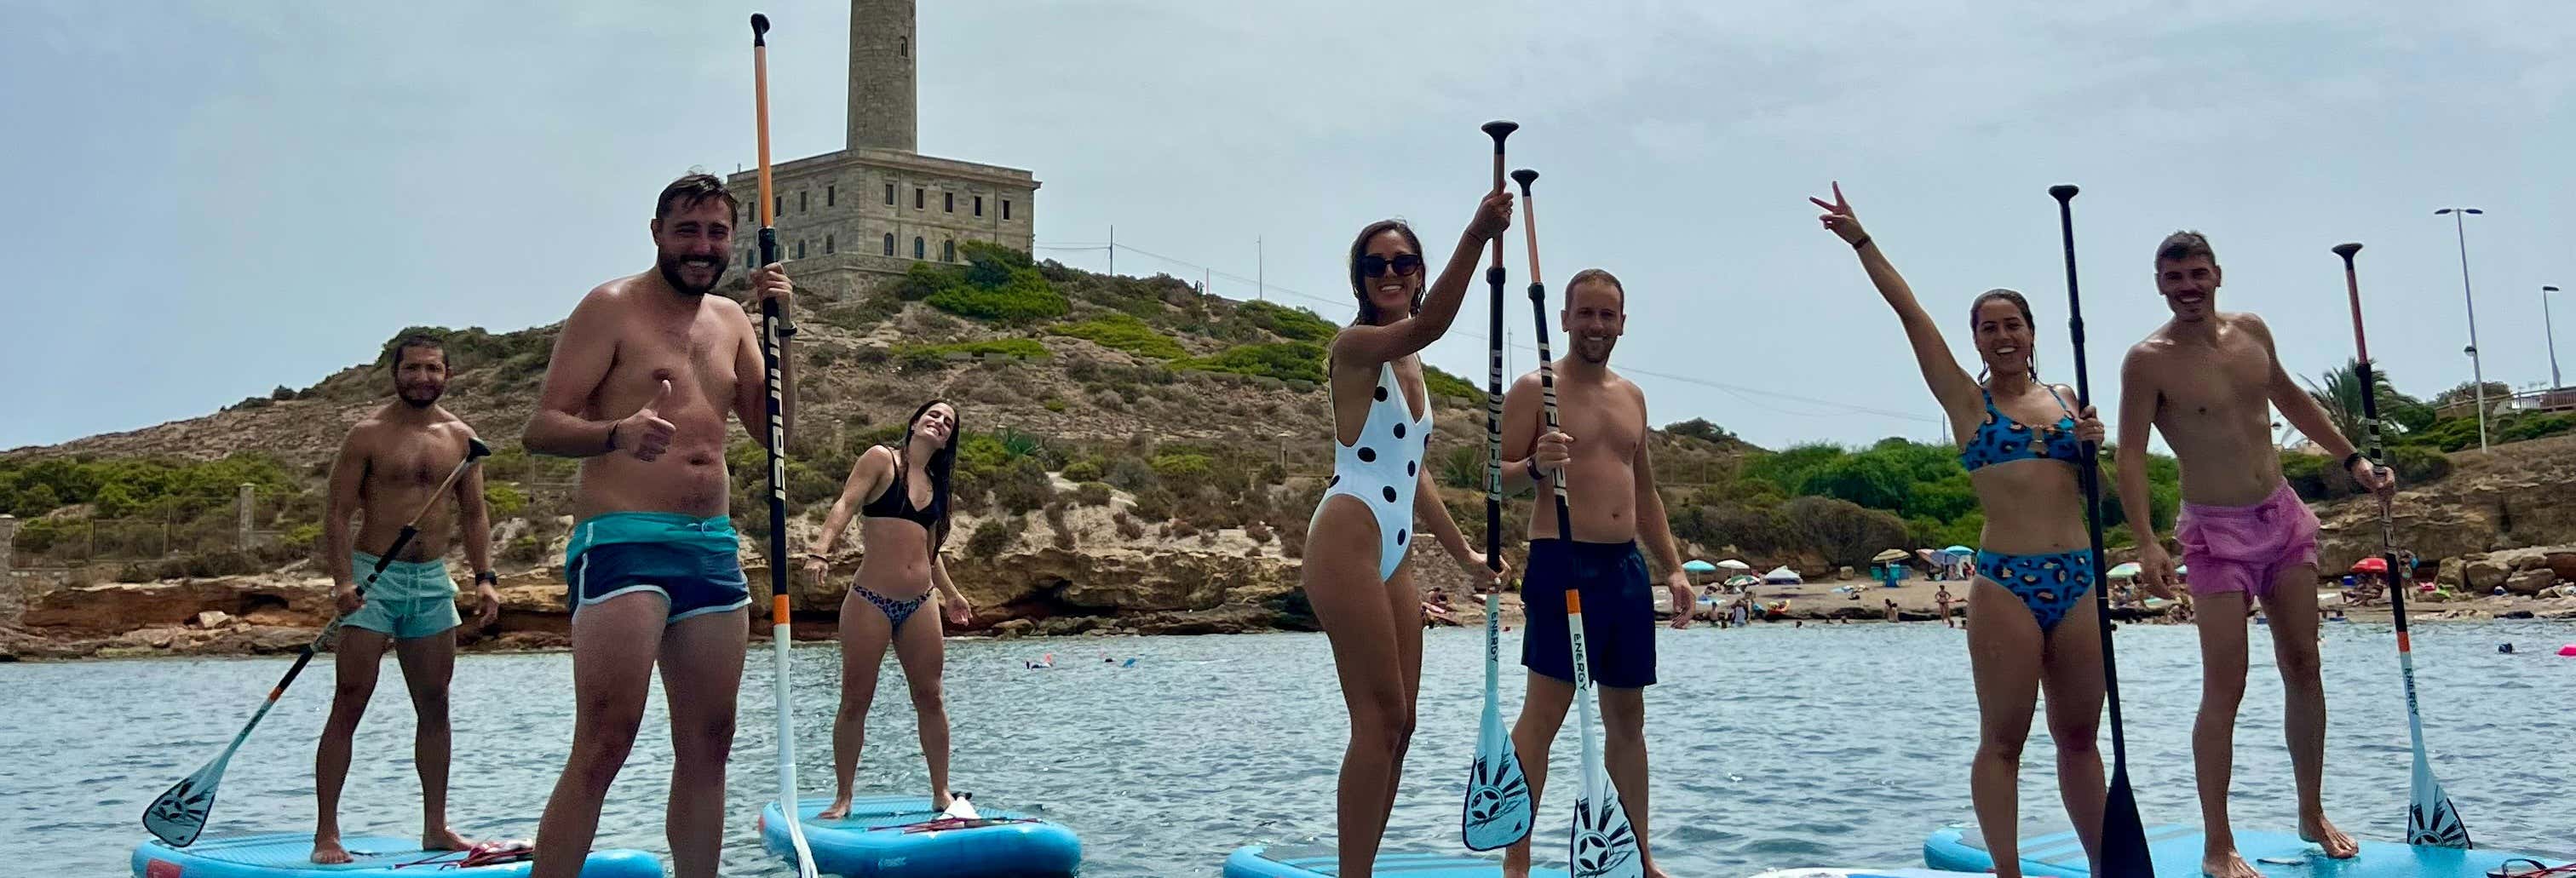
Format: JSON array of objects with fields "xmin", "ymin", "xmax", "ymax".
[
  {"xmin": 745, "ymin": 250, "xmax": 755, "ymax": 268},
  {"xmin": 798, "ymin": 191, "xmax": 808, "ymax": 213},
  {"xmin": 825, "ymin": 234, "xmax": 835, "ymax": 255},
  {"xmin": 884, "ymin": 183, "xmax": 894, "ymax": 205},
  {"xmin": 900, "ymin": 37, "xmax": 908, "ymax": 59},
  {"xmin": 795, "ymin": 239, "xmax": 807, "ymax": 259},
  {"xmin": 974, "ymin": 196, "xmax": 984, "ymax": 216},
  {"xmin": 942, "ymin": 239, "xmax": 956, "ymax": 262},
  {"xmin": 826, "ymin": 185, "xmax": 836, "ymax": 207},
  {"xmin": 1003, "ymin": 199, "xmax": 1013, "ymax": 221},
  {"xmin": 914, "ymin": 187, "xmax": 924, "ymax": 209},
  {"xmin": 944, "ymin": 192, "xmax": 954, "ymax": 213},
  {"xmin": 773, "ymin": 195, "xmax": 784, "ymax": 216},
  {"xmin": 913, "ymin": 237, "xmax": 924, "ymax": 260},
  {"xmin": 883, "ymin": 232, "xmax": 895, "ymax": 255}
]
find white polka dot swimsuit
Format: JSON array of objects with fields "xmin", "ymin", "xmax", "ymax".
[{"xmin": 1315, "ymin": 361, "xmax": 1433, "ymax": 581}]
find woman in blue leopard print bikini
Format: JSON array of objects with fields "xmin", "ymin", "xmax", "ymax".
[{"xmin": 1813, "ymin": 183, "xmax": 2113, "ymax": 878}]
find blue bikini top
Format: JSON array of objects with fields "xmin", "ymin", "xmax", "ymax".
[{"xmin": 1958, "ymin": 384, "xmax": 2084, "ymax": 472}]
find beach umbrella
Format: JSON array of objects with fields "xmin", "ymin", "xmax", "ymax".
[
  {"xmin": 1716, "ymin": 559, "xmax": 1752, "ymax": 571},
  {"xmin": 1725, "ymin": 574, "xmax": 1759, "ymax": 588},
  {"xmin": 2108, "ymin": 561, "xmax": 2142, "ymax": 579},
  {"xmin": 1682, "ymin": 560, "xmax": 1718, "ymax": 574},
  {"xmin": 1762, "ymin": 565, "xmax": 1803, "ymax": 584},
  {"xmin": 1870, "ymin": 548, "xmax": 1908, "ymax": 563},
  {"xmin": 2349, "ymin": 556, "xmax": 2387, "ymax": 574},
  {"xmin": 1943, "ymin": 545, "xmax": 1975, "ymax": 556}
]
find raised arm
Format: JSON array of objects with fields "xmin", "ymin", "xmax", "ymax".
[
  {"xmin": 1810, "ymin": 183, "xmax": 1981, "ymax": 416},
  {"xmin": 1328, "ymin": 190, "xmax": 1514, "ymax": 370},
  {"xmin": 525, "ymin": 289, "xmax": 628, "ymax": 458},
  {"xmin": 733, "ymin": 262, "xmax": 797, "ymax": 451}
]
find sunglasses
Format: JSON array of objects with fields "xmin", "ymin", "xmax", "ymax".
[{"xmin": 1358, "ymin": 253, "xmax": 1424, "ymax": 278}]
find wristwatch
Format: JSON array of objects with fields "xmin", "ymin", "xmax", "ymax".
[
  {"xmin": 1524, "ymin": 459, "xmax": 1544, "ymax": 483},
  {"xmin": 2342, "ymin": 450, "xmax": 2367, "ymax": 472},
  {"xmin": 474, "ymin": 571, "xmax": 498, "ymax": 586}
]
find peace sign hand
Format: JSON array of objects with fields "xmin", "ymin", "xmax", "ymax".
[{"xmin": 1808, "ymin": 181, "xmax": 1869, "ymax": 245}]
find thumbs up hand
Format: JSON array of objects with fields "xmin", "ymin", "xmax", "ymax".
[{"xmin": 612, "ymin": 379, "xmax": 679, "ymax": 462}]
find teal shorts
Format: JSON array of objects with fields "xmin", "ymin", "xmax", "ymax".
[
  {"xmin": 343, "ymin": 552, "xmax": 461, "ymax": 640},
  {"xmin": 565, "ymin": 513, "xmax": 750, "ymax": 623}
]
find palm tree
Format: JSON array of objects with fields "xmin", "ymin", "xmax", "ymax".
[{"xmin": 2304, "ymin": 359, "xmax": 2424, "ymax": 445}]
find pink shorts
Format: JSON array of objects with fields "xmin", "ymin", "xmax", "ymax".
[{"xmin": 2176, "ymin": 479, "xmax": 2319, "ymax": 600}]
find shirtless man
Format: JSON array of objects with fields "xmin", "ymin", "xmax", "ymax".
[
  {"xmin": 1497, "ymin": 269, "xmax": 1694, "ymax": 878},
  {"xmin": 2114, "ymin": 231, "xmax": 2392, "ymax": 878},
  {"xmin": 312, "ymin": 336, "xmax": 500, "ymax": 864},
  {"xmin": 524, "ymin": 174, "xmax": 795, "ymax": 878}
]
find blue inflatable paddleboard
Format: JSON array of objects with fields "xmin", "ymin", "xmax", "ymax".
[
  {"xmin": 132, "ymin": 833, "xmax": 659, "ymax": 878},
  {"xmin": 760, "ymin": 795, "xmax": 1080, "ymax": 877},
  {"xmin": 1750, "ymin": 870, "xmax": 1981, "ymax": 878},
  {"xmin": 1223, "ymin": 843, "xmax": 1569, "ymax": 876},
  {"xmin": 1924, "ymin": 823, "xmax": 2564, "ymax": 876}
]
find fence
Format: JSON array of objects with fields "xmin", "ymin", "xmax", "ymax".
[{"xmin": 2434, "ymin": 387, "xmax": 2576, "ymax": 421}]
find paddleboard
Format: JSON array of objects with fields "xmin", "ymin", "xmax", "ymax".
[
  {"xmin": 1750, "ymin": 870, "xmax": 1982, "ymax": 878},
  {"xmin": 1924, "ymin": 823, "xmax": 2564, "ymax": 876},
  {"xmin": 132, "ymin": 833, "xmax": 660, "ymax": 878},
  {"xmin": 759, "ymin": 795, "xmax": 1079, "ymax": 877},
  {"xmin": 1225, "ymin": 843, "xmax": 1570, "ymax": 877}
]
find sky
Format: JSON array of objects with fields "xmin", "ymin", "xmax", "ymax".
[{"xmin": 3, "ymin": 0, "xmax": 2569, "ymax": 452}]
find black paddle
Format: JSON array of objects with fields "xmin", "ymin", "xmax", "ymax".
[
  {"xmin": 143, "ymin": 437, "xmax": 492, "ymax": 846},
  {"xmin": 2049, "ymin": 184, "xmax": 2153, "ymax": 875},
  {"xmin": 1460, "ymin": 119, "xmax": 1535, "ymax": 852}
]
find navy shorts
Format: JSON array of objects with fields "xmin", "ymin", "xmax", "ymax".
[
  {"xmin": 568, "ymin": 540, "xmax": 750, "ymax": 623},
  {"xmin": 1520, "ymin": 538, "xmax": 1656, "ymax": 688}
]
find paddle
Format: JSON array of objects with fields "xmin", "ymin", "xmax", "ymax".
[
  {"xmin": 1460, "ymin": 118, "xmax": 1535, "ymax": 852},
  {"xmin": 750, "ymin": 14, "xmax": 821, "ymax": 878},
  {"xmin": 142, "ymin": 436, "xmax": 492, "ymax": 846},
  {"xmin": 2332, "ymin": 241, "xmax": 2472, "ymax": 848},
  {"xmin": 2046, "ymin": 184, "xmax": 2153, "ymax": 874},
  {"xmin": 1520, "ymin": 169, "xmax": 1642, "ymax": 878}
]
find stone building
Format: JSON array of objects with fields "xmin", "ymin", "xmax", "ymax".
[{"xmin": 726, "ymin": 0, "xmax": 1038, "ymax": 292}]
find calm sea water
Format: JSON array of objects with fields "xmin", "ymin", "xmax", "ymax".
[{"xmin": 6, "ymin": 619, "xmax": 2572, "ymax": 876}]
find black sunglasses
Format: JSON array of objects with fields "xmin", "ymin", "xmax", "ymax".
[{"xmin": 1358, "ymin": 253, "xmax": 1424, "ymax": 278}]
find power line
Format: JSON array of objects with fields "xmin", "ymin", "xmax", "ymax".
[{"xmin": 1032, "ymin": 238, "xmax": 1941, "ymax": 425}]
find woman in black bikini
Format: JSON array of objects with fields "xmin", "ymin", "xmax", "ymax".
[{"xmin": 803, "ymin": 399, "xmax": 974, "ymax": 819}]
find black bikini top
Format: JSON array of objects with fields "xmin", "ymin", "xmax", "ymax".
[{"xmin": 860, "ymin": 449, "xmax": 945, "ymax": 531}]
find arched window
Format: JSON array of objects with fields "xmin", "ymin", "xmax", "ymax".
[
  {"xmin": 913, "ymin": 237, "xmax": 925, "ymax": 260},
  {"xmin": 883, "ymin": 233, "xmax": 895, "ymax": 255},
  {"xmin": 942, "ymin": 239, "xmax": 956, "ymax": 262}
]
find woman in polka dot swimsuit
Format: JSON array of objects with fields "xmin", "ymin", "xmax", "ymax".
[{"xmin": 1299, "ymin": 190, "xmax": 1514, "ymax": 875}]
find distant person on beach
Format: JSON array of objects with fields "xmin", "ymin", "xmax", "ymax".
[
  {"xmin": 1299, "ymin": 193, "xmax": 1510, "ymax": 876},
  {"xmin": 1495, "ymin": 267, "xmax": 1695, "ymax": 878},
  {"xmin": 1813, "ymin": 183, "xmax": 2111, "ymax": 877},
  {"xmin": 521, "ymin": 173, "xmax": 796, "ymax": 878},
  {"xmin": 2113, "ymin": 230, "xmax": 2392, "ymax": 877},
  {"xmin": 1885, "ymin": 598, "xmax": 1900, "ymax": 623},
  {"xmin": 802, "ymin": 399, "xmax": 976, "ymax": 819},
  {"xmin": 1935, "ymin": 584, "xmax": 1956, "ymax": 628},
  {"xmin": 310, "ymin": 336, "xmax": 501, "ymax": 864}
]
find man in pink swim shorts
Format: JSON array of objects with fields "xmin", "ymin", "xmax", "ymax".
[{"xmin": 2113, "ymin": 231, "xmax": 2395, "ymax": 878}]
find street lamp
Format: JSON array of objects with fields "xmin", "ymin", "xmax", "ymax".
[
  {"xmin": 2547, "ymin": 285, "xmax": 2564, "ymax": 391},
  {"xmin": 2435, "ymin": 207, "xmax": 2488, "ymax": 451}
]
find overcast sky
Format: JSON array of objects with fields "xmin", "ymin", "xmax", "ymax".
[{"xmin": 4, "ymin": 0, "xmax": 2567, "ymax": 452}]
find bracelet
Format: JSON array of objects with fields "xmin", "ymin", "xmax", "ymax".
[
  {"xmin": 1851, "ymin": 235, "xmax": 1872, "ymax": 250},
  {"xmin": 2342, "ymin": 450, "xmax": 2367, "ymax": 472},
  {"xmin": 1524, "ymin": 459, "xmax": 1544, "ymax": 483},
  {"xmin": 605, "ymin": 422, "xmax": 621, "ymax": 452},
  {"xmin": 474, "ymin": 571, "xmax": 498, "ymax": 586}
]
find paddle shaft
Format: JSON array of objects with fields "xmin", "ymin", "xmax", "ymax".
[
  {"xmin": 2050, "ymin": 185, "xmax": 2154, "ymax": 872},
  {"xmin": 751, "ymin": 14, "xmax": 821, "ymax": 878},
  {"xmin": 1480, "ymin": 120, "xmax": 1515, "ymax": 586},
  {"xmin": 1512, "ymin": 173, "xmax": 1573, "ymax": 537},
  {"xmin": 2336, "ymin": 243, "xmax": 2470, "ymax": 847}
]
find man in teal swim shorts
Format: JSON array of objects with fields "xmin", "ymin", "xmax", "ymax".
[
  {"xmin": 523, "ymin": 173, "xmax": 796, "ymax": 878},
  {"xmin": 313, "ymin": 335, "xmax": 500, "ymax": 864}
]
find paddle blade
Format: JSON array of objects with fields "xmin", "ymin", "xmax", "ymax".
[
  {"xmin": 1461, "ymin": 721, "xmax": 1532, "ymax": 849},
  {"xmin": 1568, "ymin": 772, "xmax": 1644, "ymax": 878},
  {"xmin": 2409, "ymin": 755, "xmax": 2471, "ymax": 847},
  {"xmin": 2098, "ymin": 769, "xmax": 2153, "ymax": 873},
  {"xmin": 142, "ymin": 756, "xmax": 224, "ymax": 846}
]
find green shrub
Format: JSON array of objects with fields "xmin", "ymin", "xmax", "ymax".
[
  {"xmin": 284, "ymin": 523, "xmax": 324, "ymax": 552},
  {"xmin": 1050, "ymin": 313, "xmax": 1187, "ymax": 359},
  {"xmin": 1061, "ymin": 460, "xmax": 1104, "ymax": 483},
  {"xmin": 483, "ymin": 481, "xmax": 528, "ymax": 517},
  {"xmin": 1234, "ymin": 301, "xmax": 1337, "ymax": 343},
  {"xmin": 1150, "ymin": 453, "xmax": 1214, "ymax": 480},
  {"xmin": 1176, "ymin": 341, "xmax": 1327, "ymax": 384},
  {"xmin": 1073, "ymin": 481, "xmax": 1113, "ymax": 507},
  {"xmin": 989, "ymin": 458, "xmax": 1056, "ymax": 515},
  {"xmin": 1423, "ymin": 366, "xmax": 1480, "ymax": 399},
  {"xmin": 966, "ymin": 519, "xmax": 1015, "ymax": 557}
]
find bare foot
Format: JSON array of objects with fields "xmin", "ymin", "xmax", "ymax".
[
  {"xmin": 310, "ymin": 835, "xmax": 351, "ymax": 864},
  {"xmin": 1642, "ymin": 862, "xmax": 1676, "ymax": 878},
  {"xmin": 423, "ymin": 826, "xmax": 472, "ymax": 852},
  {"xmin": 2201, "ymin": 848, "xmax": 2262, "ymax": 878},
  {"xmin": 2301, "ymin": 815, "xmax": 2359, "ymax": 858},
  {"xmin": 816, "ymin": 798, "xmax": 854, "ymax": 821}
]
